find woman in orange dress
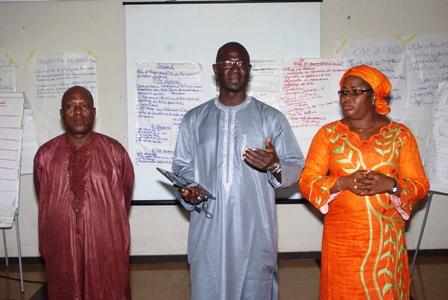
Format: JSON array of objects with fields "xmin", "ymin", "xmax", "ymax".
[{"xmin": 299, "ymin": 65, "xmax": 430, "ymax": 300}]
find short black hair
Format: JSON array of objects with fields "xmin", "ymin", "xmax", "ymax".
[
  {"xmin": 216, "ymin": 42, "xmax": 250, "ymax": 63},
  {"xmin": 61, "ymin": 86, "xmax": 94, "ymax": 108}
]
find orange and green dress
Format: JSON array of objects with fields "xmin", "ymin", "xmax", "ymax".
[{"xmin": 299, "ymin": 120, "xmax": 429, "ymax": 300}]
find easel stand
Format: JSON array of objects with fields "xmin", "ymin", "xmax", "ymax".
[
  {"xmin": 410, "ymin": 191, "xmax": 434, "ymax": 276},
  {"xmin": 1, "ymin": 209, "xmax": 24, "ymax": 292}
]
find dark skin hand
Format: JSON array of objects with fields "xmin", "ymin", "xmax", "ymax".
[
  {"xmin": 242, "ymin": 137, "xmax": 281, "ymax": 182},
  {"xmin": 178, "ymin": 185, "xmax": 206, "ymax": 205},
  {"xmin": 331, "ymin": 169, "xmax": 399, "ymax": 196}
]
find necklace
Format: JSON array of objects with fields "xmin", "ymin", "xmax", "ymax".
[{"xmin": 348, "ymin": 116, "xmax": 377, "ymax": 132}]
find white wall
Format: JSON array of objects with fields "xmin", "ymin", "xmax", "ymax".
[{"xmin": 1, "ymin": 0, "xmax": 447, "ymax": 258}]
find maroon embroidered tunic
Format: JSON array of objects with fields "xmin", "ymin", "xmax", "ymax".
[{"xmin": 34, "ymin": 133, "xmax": 134, "ymax": 300}]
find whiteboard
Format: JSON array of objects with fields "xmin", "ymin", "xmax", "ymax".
[{"xmin": 125, "ymin": 2, "xmax": 320, "ymax": 201}]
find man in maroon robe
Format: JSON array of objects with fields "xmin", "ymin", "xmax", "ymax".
[{"xmin": 33, "ymin": 86, "xmax": 135, "ymax": 299}]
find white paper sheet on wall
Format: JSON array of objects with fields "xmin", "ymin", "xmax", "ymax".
[
  {"xmin": 0, "ymin": 52, "xmax": 15, "ymax": 93},
  {"xmin": 424, "ymin": 82, "xmax": 448, "ymax": 195}
]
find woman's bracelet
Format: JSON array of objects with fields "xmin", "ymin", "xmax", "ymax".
[{"xmin": 337, "ymin": 177, "xmax": 342, "ymax": 192}]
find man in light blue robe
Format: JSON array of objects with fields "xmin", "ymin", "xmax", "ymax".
[{"xmin": 172, "ymin": 42, "xmax": 305, "ymax": 300}]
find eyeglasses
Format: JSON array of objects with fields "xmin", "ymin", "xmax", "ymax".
[
  {"xmin": 338, "ymin": 89, "xmax": 373, "ymax": 97},
  {"xmin": 215, "ymin": 60, "xmax": 249, "ymax": 69}
]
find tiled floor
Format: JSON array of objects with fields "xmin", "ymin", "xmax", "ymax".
[{"xmin": 1, "ymin": 257, "xmax": 447, "ymax": 300}]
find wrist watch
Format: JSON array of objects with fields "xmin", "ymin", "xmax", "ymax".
[
  {"xmin": 390, "ymin": 179, "xmax": 398, "ymax": 194},
  {"xmin": 270, "ymin": 162, "xmax": 282, "ymax": 174}
]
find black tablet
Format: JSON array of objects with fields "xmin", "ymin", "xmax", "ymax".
[{"xmin": 156, "ymin": 167, "xmax": 215, "ymax": 200}]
